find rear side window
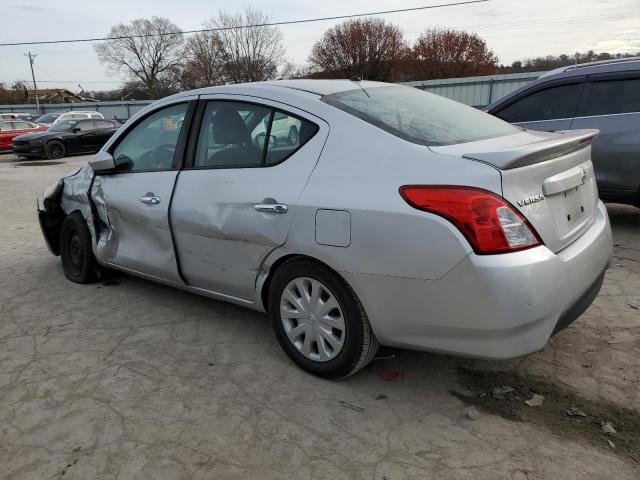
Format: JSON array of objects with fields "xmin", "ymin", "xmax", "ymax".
[
  {"xmin": 494, "ymin": 83, "xmax": 582, "ymax": 123},
  {"xmin": 322, "ymin": 85, "xmax": 517, "ymax": 146},
  {"xmin": 90, "ymin": 113, "xmax": 102, "ymax": 119},
  {"xmin": 193, "ymin": 101, "xmax": 318, "ymax": 168},
  {"xmin": 580, "ymin": 78, "xmax": 640, "ymax": 116},
  {"xmin": 0, "ymin": 122, "xmax": 10, "ymax": 132},
  {"xmin": 77, "ymin": 121, "xmax": 95, "ymax": 131},
  {"xmin": 12, "ymin": 121, "xmax": 30, "ymax": 130}
]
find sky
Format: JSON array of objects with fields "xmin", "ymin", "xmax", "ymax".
[{"xmin": 1, "ymin": 0, "xmax": 639, "ymax": 92}]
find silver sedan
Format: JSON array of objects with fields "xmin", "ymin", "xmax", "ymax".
[{"xmin": 38, "ymin": 80, "xmax": 612, "ymax": 378}]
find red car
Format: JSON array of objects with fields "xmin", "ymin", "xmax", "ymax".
[{"xmin": 0, "ymin": 121, "xmax": 47, "ymax": 152}]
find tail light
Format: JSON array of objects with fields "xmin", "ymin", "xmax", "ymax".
[{"xmin": 399, "ymin": 186, "xmax": 542, "ymax": 255}]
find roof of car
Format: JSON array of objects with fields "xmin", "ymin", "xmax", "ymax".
[
  {"xmin": 539, "ymin": 56, "xmax": 640, "ymax": 79},
  {"xmin": 171, "ymin": 79, "xmax": 398, "ymax": 99}
]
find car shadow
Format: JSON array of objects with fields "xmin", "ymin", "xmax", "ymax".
[{"xmin": 14, "ymin": 161, "xmax": 65, "ymax": 167}]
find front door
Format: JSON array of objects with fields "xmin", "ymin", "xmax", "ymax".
[
  {"xmin": 170, "ymin": 97, "xmax": 328, "ymax": 300},
  {"xmin": 93, "ymin": 100, "xmax": 194, "ymax": 283}
]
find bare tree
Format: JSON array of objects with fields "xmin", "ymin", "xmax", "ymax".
[
  {"xmin": 411, "ymin": 28, "xmax": 497, "ymax": 80},
  {"xmin": 95, "ymin": 17, "xmax": 184, "ymax": 99},
  {"xmin": 180, "ymin": 30, "xmax": 226, "ymax": 89},
  {"xmin": 308, "ymin": 18, "xmax": 409, "ymax": 81},
  {"xmin": 183, "ymin": 7, "xmax": 285, "ymax": 85}
]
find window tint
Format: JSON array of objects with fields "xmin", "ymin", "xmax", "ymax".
[
  {"xmin": 112, "ymin": 103, "xmax": 188, "ymax": 172},
  {"xmin": 323, "ymin": 86, "xmax": 517, "ymax": 146},
  {"xmin": 194, "ymin": 102, "xmax": 271, "ymax": 168},
  {"xmin": 12, "ymin": 121, "xmax": 30, "ymax": 130},
  {"xmin": 581, "ymin": 78, "xmax": 640, "ymax": 116},
  {"xmin": 265, "ymin": 111, "xmax": 318, "ymax": 165},
  {"xmin": 75, "ymin": 121, "xmax": 94, "ymax": 131},
  {"xmin": 495, "ymin": 84, "xmax": 582, "ymax": 123},
  {"xmin": 95, "ymin": 120, "xmax": 114, "ymax": 129}
]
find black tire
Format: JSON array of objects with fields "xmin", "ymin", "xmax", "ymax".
[
  {"xmin": 268, "ymin": 259, "xmax": 379, "ymax": 379},
  {"xmin": 287, "ymin": 126, "xmax": 298, "ymax": 146},
  {"xmin": 46, "ymin": 140, "xmax": 66, "ymax": 159},
  {"xmin": 59, "ymin": 212, "xmax": 100, "ymax": 283}
]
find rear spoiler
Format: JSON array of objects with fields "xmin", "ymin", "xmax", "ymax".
[{"xmin": 462, "ymin": 129, "xmax": 599, "ymax": 170}]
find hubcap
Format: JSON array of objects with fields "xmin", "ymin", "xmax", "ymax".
[
  {"xmin": 49, "ymin": 143, "xmax": 63, "ymax": 158},
  {"xmin": 289, "ymin": 129, "xmax": 297, "ymax": 145},
  {"xmin": 280, "ymin": 277, "xmax": 345, "ymax": 362}
]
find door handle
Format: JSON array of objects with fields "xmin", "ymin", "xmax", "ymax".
[
  {"xmin": 140, "ymin": 193, "xmax": 161, "ymax": 205},
  {"xmin": 254, "ymin": 203, "xmax": 288, "ymax": 214}
]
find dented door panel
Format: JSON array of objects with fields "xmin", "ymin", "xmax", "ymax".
[
  {"xmin": 171, "ymin": 96, "xmax": 329, "ymax": 301},
  {"xmin": 94, "ymin": 172, "xmax": 181, "ymax": 283}
]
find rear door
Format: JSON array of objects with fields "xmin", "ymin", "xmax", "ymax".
[
  {"xmin": 170, "ymin": 96, "xmax": 328, "ymax": 300},
  {"xmin": 570, "ymin": 73, "xmax": 640, "ymax": 200},
  {"xmin": 491, "ymin": 79, "xmax": 585, "ymax": 133},
  {"xmin": 93, "ymin": 100, "xmax": 195, "ymax": 283},
  {"xmin": 0, "ymin": 122, "xmax": 12, "ymax": 149}
]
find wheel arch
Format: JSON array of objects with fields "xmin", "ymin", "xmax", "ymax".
[{"xmin": 258, "ymin": 253, "xmax": 352, "ymax": 314}]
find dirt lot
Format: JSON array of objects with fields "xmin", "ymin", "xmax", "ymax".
[{"xmin": 1, "ymin": 153, "xmax": 639, "ymax": 479}]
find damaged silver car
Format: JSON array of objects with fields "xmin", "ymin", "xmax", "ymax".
[{"xmin": 38, "ymin": 80, "xmax": 612, "ymax": 379}]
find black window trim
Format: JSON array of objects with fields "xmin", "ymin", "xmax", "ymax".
[
  {"xmin": 575, "ymin": 71, "xmax": 640, "ymax": 118},
  {"xmin": 183, "ymin": 98, "xmax": 319, "ymax": 171},
  {"xmin": 106, "ymin": 100, "xmax": 196, "ymax": 174},
  {"xmin": 490, "ymin": 76, "xmax": 587, "ymax": 122}
]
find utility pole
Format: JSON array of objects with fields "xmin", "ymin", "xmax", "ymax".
[{"xmin": 25, "ymin": 51, "xmax": 40, "ymax": 114}]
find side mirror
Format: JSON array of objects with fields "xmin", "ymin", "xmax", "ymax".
[
  {"xmin": 72, "ymin": 127, "xmax": 81, "ymax": 134},
  {"xmin": 89, "ymin": 151, "xmax": 115, "ymax": 173}
]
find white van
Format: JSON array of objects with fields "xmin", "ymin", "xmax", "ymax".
[{"xmin": 35, "ymin": 111, "xmax": 104, "ymax": 128}]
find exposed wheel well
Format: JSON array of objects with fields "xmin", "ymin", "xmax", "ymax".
[{"xmin": 260, "ymin": 254, "xmax": 343, "ymax": 313}]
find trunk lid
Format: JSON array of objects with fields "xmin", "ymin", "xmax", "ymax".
[{"xmin": 430, "ymin": 129, "xmax": 600, "ymax": 253}]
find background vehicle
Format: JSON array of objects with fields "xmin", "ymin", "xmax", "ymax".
[
  {"xmin": 0, "ymin": 120, "xmax": 47, "ymax": 151},
  {"xmin": 487, "ymin": 57, "xmax": 640, "ymax": 207},
  {"xmin": 35, "ymin": 111, "xmax": 104, "ymax": 128},
  {"xmin": 12, "ymin": 119, "xmax": 118, "ymax": 159},
  {"xmin": 38, "ymin": 81, "xmax": 611, "ymax": 379},
  {"xmin": 0, "ymin": 112, "xmax": 38, "ymax": 121}
]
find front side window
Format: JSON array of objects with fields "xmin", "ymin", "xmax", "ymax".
[
  {"xmin": 50, "ymin": 120, "xmax": 77, "ymax": 132},
  {"xmin": 581, "ymin": 78, "xmax": 640, "ymax": 117},
  {"xmin": 323, "ymin": 85, "xmax": 517, "ymax": 146},
  {"xmin": 112, "ymin": 103, "xmax": 188, "ymax": 172},
  {"xmin": 76, "ymin": 121, "xmax": 95, "ymax": 132},
  {"xmin": 12, "ymin": 121, "xmax": 30, "ymax": 130},
  {"xmin": 495, "ymin": 83, "xmax": 583, "ymax": 123},
  {"xmin": 193, "ymin": 101, "xmax": 318, "ymax": 168},
  {"xmin": 95, "ymin": 120, "xmax": 114, "ymax": 129}
]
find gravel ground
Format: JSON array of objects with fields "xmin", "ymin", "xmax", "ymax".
[{"xmin": 1, "ymin": 153, "xmax": 638, "ymax": 479}]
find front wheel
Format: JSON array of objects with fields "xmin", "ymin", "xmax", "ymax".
[
  {"xmin": 46, "ymin": 140, "xmax": 66, "ymax": 159},
  {"xmin": 60, "ymin": 213, "xmax": 100, "ymax": 283},
  {"xmin": 268, "ymin": 259, "xmax": 379, "ymax": 379}
]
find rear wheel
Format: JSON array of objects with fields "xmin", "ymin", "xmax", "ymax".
[
  {"xmin": 268, "ymin": 259, "xmax": 379, "ymax": 379},
  {"xmin": 60, "ymin": 213, "xmax": 100, "ymax": 283},
  {"xmin": 46, "ymin": 140, "xmax": 66, "ymax": 159}
]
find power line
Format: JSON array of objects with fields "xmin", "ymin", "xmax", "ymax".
[{"xmin": 0, "ymin": 0, "xmax": 490, "ymax": 47}]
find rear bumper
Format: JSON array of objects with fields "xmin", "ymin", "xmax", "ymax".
[{"xmin": 345, "ymin": 200, "xmax": 612, "ymax": 359}]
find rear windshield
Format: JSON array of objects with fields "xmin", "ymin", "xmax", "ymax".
[{"xmin": 322, "ymin": 85, "xmax": 518, "ymax": 146}]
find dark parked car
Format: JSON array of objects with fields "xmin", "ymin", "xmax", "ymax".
[
  {"xmin": 487, "ymin": 57, "xmax": 640, "ymax": 207},
  {"xmin": 12, "ymin": 119, "xmax": 119, "ymax": 159}
]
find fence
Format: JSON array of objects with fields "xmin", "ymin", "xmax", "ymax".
[
  {"xmin": 0, "ymin": 100, "xmax": 152, "ymax": 120},
  {"xmin": 0, "ymin": 71, "xmax": 545, "ymax": 117},
  {"xmin": 401, "ymin": 71, "xmax": 544, "ymax": 108}
]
